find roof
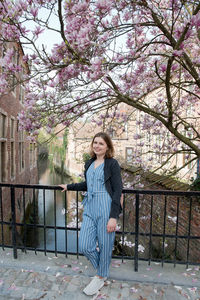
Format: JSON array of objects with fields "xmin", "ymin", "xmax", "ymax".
[{"xmin": 120, "ymin": 162, "xmax": 190, "ymax": 191}]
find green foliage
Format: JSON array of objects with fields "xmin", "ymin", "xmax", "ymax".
[
  {"xmin": 63, "ymin": 128, "xmax": 68, "ymax": 149},
  {"xmin": 190, "ymin": 176, "xmax": 200, "ymax": 191},
  {"xmin": 82, "ymin": 152, "xmax": 91, "ymax": 162},
  {"xmin": 37, "ymin": 129, "xmax": 49, "ymax": 144},
  {"xmin": 48, "ymin": 128, "xmax": 69, "ymax": 174}
]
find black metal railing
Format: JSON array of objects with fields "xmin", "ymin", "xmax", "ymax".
[{"xmin": 1, "ymin": 183, "xmax": 200, "ymax": 271}]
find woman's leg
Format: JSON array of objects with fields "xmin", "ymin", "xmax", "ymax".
[
  {"xmin": 96, "ymin": 217, "xmax": 115, "ymax": 278},
  {"xmin": 79, "ymin": 214, "xmax": 99, "ymax": 270}
]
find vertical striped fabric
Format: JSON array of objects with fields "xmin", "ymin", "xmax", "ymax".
[{"xmin": 79, "ymin": 162, "xmax": 115, "ymax": 277}]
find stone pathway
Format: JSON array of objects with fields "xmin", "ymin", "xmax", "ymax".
[{"xmin": 0, "ymin": 249, "xmax": 200, "ymax": 299}]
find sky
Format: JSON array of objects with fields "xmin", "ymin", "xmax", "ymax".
[{"xmin": 21, "ymin": 6, "xmax": 62, "ymax": 54}]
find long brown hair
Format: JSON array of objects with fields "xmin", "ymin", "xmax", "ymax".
[{"xmin": 90, "ymin": 132, "xmax": 114, "ymax": 158}]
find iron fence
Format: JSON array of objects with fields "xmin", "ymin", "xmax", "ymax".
[{"xmin": 0, "ymin": 183, "xmax": 200, "ymax": 271}]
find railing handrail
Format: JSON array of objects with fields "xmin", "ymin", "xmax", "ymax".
[{"xmin": 0, "ymin": 183, "xmax": 200, "ymax": 196}]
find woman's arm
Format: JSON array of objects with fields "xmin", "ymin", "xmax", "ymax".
[
  {"xmin": 59, "ymin": 181, "xmax": 87, "ymax": 192},
  {"xmin": 59, "ymin": 159, "xmax": 90, "ymax": 192}
]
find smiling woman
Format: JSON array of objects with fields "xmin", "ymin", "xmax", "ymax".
[
  {"xmin": 92, "ymin": 137, "xmax": 108, "ymax": 161},
  {"xmin": 90, "ymin": 132, "xmax": 114, "ymax": 162},
  {"xmin": 59, "ymin": 131, "xmax": 123, "ymax": 296}
]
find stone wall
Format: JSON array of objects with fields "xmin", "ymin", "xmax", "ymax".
[{"xmin": 119, "ymin": 165, "xmax": 200, "ymax": 263}]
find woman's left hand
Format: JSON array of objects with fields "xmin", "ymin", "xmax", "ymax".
[{"xmin": 107, "ymin": 218, "xmax": 117, "ymax": 233}]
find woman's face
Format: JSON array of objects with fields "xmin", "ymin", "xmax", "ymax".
[{"xmin": 92, "ymin": 137, "xmax": 108, "ymax": 157}]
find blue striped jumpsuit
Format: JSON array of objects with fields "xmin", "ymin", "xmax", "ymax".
[{"xmin": 79, "ymin": 161, "xmax": 115, "ymax": 278}]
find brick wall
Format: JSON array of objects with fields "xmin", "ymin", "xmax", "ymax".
[
  {"xmin": 0, "ymin": 42, "xmax": 38, "ymax": 244},
  {"xmin": 120, "ymin": 168, "xmax": 200, "ymax": 263}
]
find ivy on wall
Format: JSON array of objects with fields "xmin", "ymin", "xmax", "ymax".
[{"xmin": 48, "ymin": 129, "xmax": 69, "ymax": 177}]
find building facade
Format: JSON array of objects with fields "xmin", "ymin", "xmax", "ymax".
[
  {"xmin": 0, "ymin": 42, "xmax": 38, "ymax": 243},
  {"xmin": 0, "ymin": 42, "xmax": 37, "ymax": 185},
  {"xmin": 54, "ymin": 102, "xmax": 198, "ymax": 184}
]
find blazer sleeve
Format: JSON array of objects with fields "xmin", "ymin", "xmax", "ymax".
[
  {"xmin": 109, "ymin": 160, "xmax": 123, "ymax": 219},
  {"xmin": 67, "ymin": 181, "xmax": 87, "ymax": 191},
  {"xmin": 67, "ymin": 160, "xmax": 89, "ymax": 191}
]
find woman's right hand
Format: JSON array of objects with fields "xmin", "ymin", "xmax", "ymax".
[{"xmin": 59, "ymin": 184, "xmax": 67, "ymax": 192}]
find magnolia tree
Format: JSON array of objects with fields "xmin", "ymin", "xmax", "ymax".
[{"xmin": 0, "ymin": 0, "xmax": 200, "ymax": 177}]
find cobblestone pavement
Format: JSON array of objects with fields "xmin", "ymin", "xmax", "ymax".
[{"xmin": 0, "ymin": 248, "xmax": 200, "ymax": 300}]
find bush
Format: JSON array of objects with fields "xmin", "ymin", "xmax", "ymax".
[
  {"xmin": 191, "ymin": 176, "xmax": 200, "ymax": 191},
  {"xmin": 82, "ymin": 152, "xmax": 91, "ymax": 162}
]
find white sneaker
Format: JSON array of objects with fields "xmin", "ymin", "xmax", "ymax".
[{"xmin": 83, "ymin": 275, "xmax": 107, "ymax": 296}]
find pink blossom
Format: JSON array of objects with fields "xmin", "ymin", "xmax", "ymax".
[
  {"xmin": 0, "ymin": 0, "xmax": 199, "ymax": 181},
  {"xmin": 33, "ymin": 26, "xmax": 45, "ymax": 37},
  {"xmin": 160, "ymin": 64, "xmax": 167, "ymax": 72},
  {"xmin": 30, "ymin": 6, "xmax": 38, "ymax": 18},
  {"xmin": 95, "ymin": 0, "xmax": 113, "ymax": 14},
  {"xmin": 191, "ymin": 13, "xmax": 200, "ymax": 28},
  {"xmin": 172, "ymin": 50, "xmax": 183, "ymax": 57},
  {"xmin": 133, "ymin": 134, "xmax": 142, "ymax": 140},
  {"xmin": 111, "ymin": 15, "xmax": 119, "ymax": 27}
]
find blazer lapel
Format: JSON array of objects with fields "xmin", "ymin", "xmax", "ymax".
[{"xmin": 104, "ymin": 158, "xmax": 112, "ymax": 183}]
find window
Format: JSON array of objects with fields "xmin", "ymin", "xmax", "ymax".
[
  {"xmin": 124, "ymin": 122, "xmax": 128, "ymax": 135},
  {"xmin": 29, "ymin": 143, "xmax": 33, "ymax": 167},
  {"xmin": 126, "ymin": 147, "xmax": 134, "ymax": 164},
  {"xmin": 143, "ymin": 131, "xmax": 151, "ymax": 160},
  {"xmin": 29, "ymin": 143, "xmax": 37, "ymax": 168},
  {"xmin": 0, "ymin": 142, "xmax": 6, "ymax": 182},
  {"xmin": 34, "ymin": 143, "xmax": 37, "ymax": 166},
  {"xmin": 183, "ymin": 152, "xmax": 193, "ymax": 169},
  {"xmin": 10, "ymin": 118, "xmax": 15, "ymax": 139},
  {"xmin": 155, "ymin": 134, "xmax": 163, "ymax": 163},
  {"xmin": 10, "ymin": 118, "xmax": 15, "ymax": 178},
  {"xmin": 0, "ymin": 113, "xmax": 7, "ymax": 182},
  {"xmin": 11, "ymin": 142, "xmax": 14, "ymax": 178},
  {"xmin": 11, "ymin": 47, "xmax": 18, "ymax": 94},
  {"xmin": 11, "ymin": 74, "xmax": 17, "ymax": 95},
  {"xmin": 19, "ymin": 129, "xmax": 25, "ymax": 172},
  {"xmin": 0, "ymin": 113, "xmax": 6, "ymax": 138},
  {"xmin": 107, "ymin": 126, "xmax": 117, "ymax": 138},
  {"xmin": 0, "ymin": 43, "xmax": 6, "ymax": 62},
  {"xmin": 19, "ymin": 84, "xmax": 24, "ymax": 103}
]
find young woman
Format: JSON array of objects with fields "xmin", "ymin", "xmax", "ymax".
[{"xmin": 59, "ymin": 132, "xmax": 123, "ymax": 296}]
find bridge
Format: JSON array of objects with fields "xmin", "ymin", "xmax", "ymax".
[{"xmin": 0, "ymin": 184, "xmax": 200, "ymax": 299}]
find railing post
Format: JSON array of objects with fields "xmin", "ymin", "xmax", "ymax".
[
  {"xmin": 10, "ymin": 186, "xmax": 17, "ymax": 259},
  {"xmin": 134, "ymin": 191, "xmax": 139, "ymax": 271},
  {"xmin": 76, "ymin": 191, "xmax": 79, "ymax": 259}
]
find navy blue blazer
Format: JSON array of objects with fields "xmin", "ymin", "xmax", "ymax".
[{"xmin": 67, "ymin": 157, "xmax": 123, "ymax": 219}]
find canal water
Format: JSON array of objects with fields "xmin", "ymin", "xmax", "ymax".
[{"xmin": 36, "ymin": 159, "xmax": 83, "ymax": 253}]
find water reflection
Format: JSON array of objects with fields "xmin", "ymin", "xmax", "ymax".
[{"xmin": 37, "ymin": 162, "xmax": 81, "ymax": 253}]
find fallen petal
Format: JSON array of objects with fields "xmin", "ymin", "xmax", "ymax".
[
  {"xmin": 72, "ymin": 260, "xmax": 78, "ymax": 264},
  {"xmin": 8, "ymin": 283, "xmax": 18, "ymax": 291},
  {"xmin": 130, "ymin": 287, "xmax": 138, "ymax": 293},
  {"xmin": 187, "ymin": 287, "xmax": 197, "ymax": 294},
  {"xmin": 174, "ymin": 286, "xmax": 182, "ymax": 290},
  {"xmin": 72, "ymin": 267, "xmax": 80, "ymax": 271}
]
